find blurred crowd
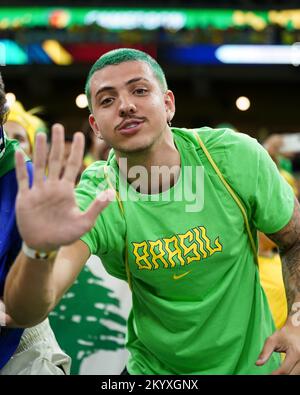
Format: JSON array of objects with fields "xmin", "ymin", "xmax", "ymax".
[{"xmin": 0, "ymin": 23, "xmax": 299, "ymax": 47}]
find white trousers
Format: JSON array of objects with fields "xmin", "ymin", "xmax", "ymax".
[{"xmin": 0, "ymin": 318, "xmax": 71, "ymax": 375}]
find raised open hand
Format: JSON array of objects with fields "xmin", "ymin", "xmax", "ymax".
[{"xmin": 15, "ymin": 124, "xmax": 114, "ymax": 252}]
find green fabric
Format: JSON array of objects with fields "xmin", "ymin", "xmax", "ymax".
[
  {"xmin": 278, "ymin": 156, "xmax": 293, "ymax": 174},
  {"xmin": 75, "ymin": 127, "xmax": 294, "ymax": 374},
  {"xmin": 0, "ymin": 136, "xmax": 24, "ymax": 178}
]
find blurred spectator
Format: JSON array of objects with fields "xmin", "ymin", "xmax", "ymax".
[
  {"xmin": 4, "ymin": 101, "xmax": 47, "ymax": 158},
  {"xmin": 258, "ymin": 132, "xmax": 299, "ymax": 330},
  {"xmin": 81, "ymin": 120, "xmax": 111, "ymax": 168},
  {"xmin": 258, "ymin": 232, "xmax": 287, "ymax": 329},
  {"xmin": 60, "ymin": 134, "xmax": 84, "ymax": 180},
  {"xmin": 263, "ymin": 133, "xmax": 298, "ymax": 196}
]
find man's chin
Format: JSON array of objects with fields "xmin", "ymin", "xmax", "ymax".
[{"xmin": 114, "ymin": 141, "xmax": 154, "ymax": 155}]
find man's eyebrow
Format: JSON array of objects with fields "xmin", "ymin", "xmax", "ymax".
[
  {"xmin": 95, "ymin": 77, "xmax": 150, "ymax": 98},
  {"xmin": 125, "ymin": 77, "xmax": 150, "ymax": 85},
  {"xmin": 95, "ymin": 86, "xmax": 115, "ymax": 98}
]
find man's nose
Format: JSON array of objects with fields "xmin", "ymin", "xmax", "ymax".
[{"xmin": 119, "ymin": 98, "xmax": 137, "ymax": 117}]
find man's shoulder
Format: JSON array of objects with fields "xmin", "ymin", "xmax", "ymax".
[
  {"xmin": 174, "ymin": 126, "xmax": 258, "ymax": 154},
  {"xmin": 82, "ymin": 160, "xmax": 106, "ymax": 173},
  {"xmin": 76, "ymin": 160, "xmax": 113, "ymax": 196}
]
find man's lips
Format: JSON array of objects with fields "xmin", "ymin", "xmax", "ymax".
[{"xmin": 116, "ymin": 118, "xmax": 145, "ymax": 135}]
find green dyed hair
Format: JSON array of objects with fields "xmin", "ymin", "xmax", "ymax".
[{"xmin": 85, "ymin": 48, "xmax": 168, "ymax": 112}]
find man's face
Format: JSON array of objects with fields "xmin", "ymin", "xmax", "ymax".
[
  {"xmin": 89, "ymin": 61, "xmax": 175, "ymax": 155},
  {"xmin": 4, "ymin": 121, "xmax": 31, "ymax": 156}
]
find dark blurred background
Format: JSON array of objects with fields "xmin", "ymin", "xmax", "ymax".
[{"xmin": 1, "ymin": 0, "xmax": 300, "ymax": 141}]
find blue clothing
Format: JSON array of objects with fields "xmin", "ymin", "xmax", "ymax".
[{"xmin": 0, "ymin": 161, "xmax": 33, "ymax": 369}]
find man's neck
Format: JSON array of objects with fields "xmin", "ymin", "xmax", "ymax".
[{"xmin": 115, "ymin": 131, "xmax": 181, "ymax": 194}]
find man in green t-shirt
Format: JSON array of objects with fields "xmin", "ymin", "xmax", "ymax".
[{"xmin": 4, "ymin": 48, "xmax": 300, "ymax": 374}]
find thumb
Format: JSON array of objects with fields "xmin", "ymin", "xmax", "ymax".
[{"xmin": 256, "ymin": 334, "xmax": 277, "ymax": 366}]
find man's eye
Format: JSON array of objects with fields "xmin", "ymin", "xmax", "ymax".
[
  {"xmin": 101, "ymin": 98, "xmax": 114, "ymax": 106},
  {"xmin": 134, "ymin": 88, "xmax": 147, "ymax": 95}
]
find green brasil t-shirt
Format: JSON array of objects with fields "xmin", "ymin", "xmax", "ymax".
[{"xmin": 75, "ymin": 127, "xmax": 294, "ymax": 374}]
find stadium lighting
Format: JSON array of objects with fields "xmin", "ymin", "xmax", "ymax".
[
  {"xmin": 75, "ymin": 94, "xmax": 88, "ymax": 109},
  {"xmin": 236, "ymin": 96, "xmax": 250, "ymax": 111}
]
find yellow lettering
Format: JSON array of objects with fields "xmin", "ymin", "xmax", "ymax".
[
  {"xmin": 132, "ymin": 241, "xmax": 152, "ymax": 270},
  {"xmin": 212, "ymin": 237, "xmax": 223, "ymax": 253},
  {"xmin": 164, "ymin": 236, "xmax": 185, "ymax": 267},
  {"xmin": 198, "ymin": 226, "xmax": 222, "ymax": 256},
  {"xmin": 132, "ymin": 226, "xmax": 223, "ymax": 272},
  {"xmin": 149, "ymin": 239, "xmax": 169, "ymax": 269},
  {"xmin": 178, "ymin": 230, "xmax": 201, "ymax": 265},
  {"xmin": 199, "ymin": 226, "xmax": 215, "ymax": 255},
  {"xmin": 194, "ymin": 227, "xmax": 208, "ymax": 258}
]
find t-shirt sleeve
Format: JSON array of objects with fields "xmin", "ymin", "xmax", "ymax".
[
  {"xmin": 75, "ymin": 163, "xmax": 127, "ymax": 280},
  {"xmin": 225, "ymin": 132, "xmax": 295, "ymax": 234},
  {"xmin": 75, "ymin": 166, "xmax": 109, "ymax": 256},
  {"xmin": 251, "ymin": 141, "xmax": 295, "ymax": 234}
]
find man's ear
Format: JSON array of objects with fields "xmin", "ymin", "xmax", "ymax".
[
  {"xmin": 164, "ymin": 90, "xmax": 175, "ymax": 123},
  {"xmin": 89, "ymin": 114, "xmax": 102, "ymax": 139}
]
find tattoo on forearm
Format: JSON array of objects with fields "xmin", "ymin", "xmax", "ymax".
[
  {"xmin": 281, "ymin": 245, "xmax": 300, "ymax": 312},
  {"xmin": 267, "ymin": 197, "xmax": 300, "ymax": 312}
]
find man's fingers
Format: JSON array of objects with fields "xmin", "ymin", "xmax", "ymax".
[
  {"xmin": 15, "ymin": 150, "xmax": 29, "ymax": 192},
  {"xmin": 271, "ymin": 352, "xmax": 298, "ymax": 375},
  {"xmin": 33, "ymin": 133, "xmax": 48, "ymax": 186},
  {"xmin": 47, "ymin": 124, "xmax": 65, "ymax": 181},
  {"xmin": 63, "ymin": 132, "xmax": 84, "ymax": 183},
  {"xmin": 256, "ymin": 335, "xmax": 277, "ymax": 366},
  {"xmin": 81, "ymin": 189, "xmax": 115, "ymax": 228}
]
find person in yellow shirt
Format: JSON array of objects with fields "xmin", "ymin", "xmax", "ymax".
[
  {"xmin": 259, "ymin": 136, "xmax": 298, "ymax": 330},
  {"xmin": 258, "ymin": 232, "xmax": 287, "ymax": 329}
]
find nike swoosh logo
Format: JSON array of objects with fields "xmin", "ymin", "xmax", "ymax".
[{"xmin": 173, "ymin": 271, "xmax": 191, "ymax": 280}]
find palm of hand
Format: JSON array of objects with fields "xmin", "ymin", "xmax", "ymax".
[
  {"xmin": 16, "ymin": 180, "xmax": 88, "ymax": 251},
  {"xmin": 15, "ymin": 124, "xmax": 113, "ymax": 252}
]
